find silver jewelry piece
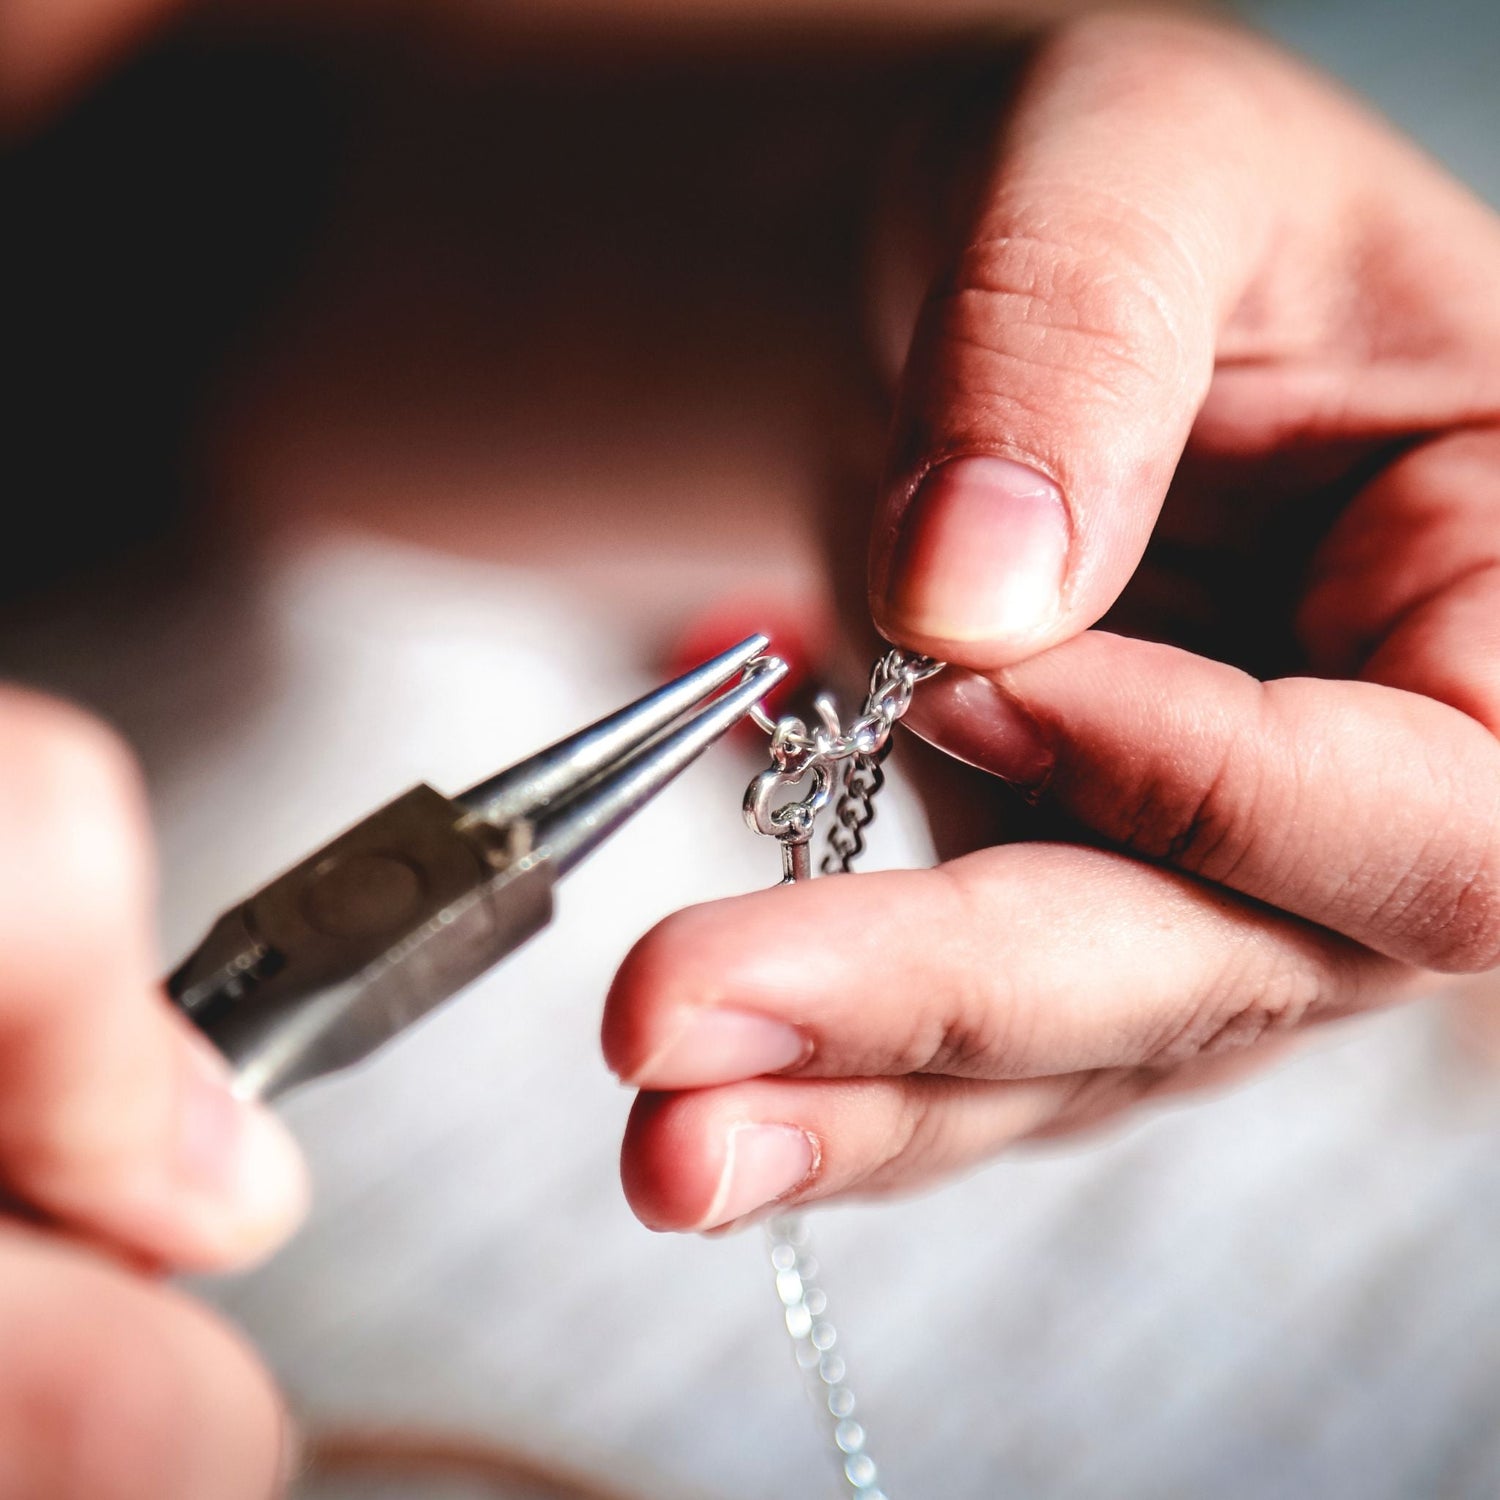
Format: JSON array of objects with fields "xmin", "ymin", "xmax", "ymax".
[
  {"xmin": 742, "ymin": 649, "xmax": 943, "ymax": 1499},
  {"xmin": 744, "ymin": 650, "xmax": 944, "ymax": 881}
]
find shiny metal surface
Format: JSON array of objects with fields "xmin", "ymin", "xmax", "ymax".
[
  {"xmin": 459, "ymin": 635, "xmax": 772, "ymax": 827},
  {"xmin": 535, "ymin": 654, "xmax": 786, "ymax": 877},
  {"xmin": 743, "ymin": 651, "xmax": 939, "ymax": 1499},
  {"xmin": 742, "ymin": 651, "xmax": 941, "ymax": 871},
  {"xmin": 166, "ymin": 640, "xmax": 787, "ymax": 1099},
  {"xmin": 169, "ymin": 785, "xmax": 552, "ymax": 1100}
]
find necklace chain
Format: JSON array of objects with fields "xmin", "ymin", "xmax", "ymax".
[
  {"xmin": 742, "ymin": 648, "xmax": 943, "ymax": 1499},
  {"xmin": 819, "ymin": 650, "xmax": 942, "ymax": 875},
  {"xmin": 743, "ymin": 650, "xmax": 944, "ymax": 865}
]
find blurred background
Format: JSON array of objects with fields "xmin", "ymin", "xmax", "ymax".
[{"xmin": 3, "ymin": 1, "xmax": 1500, "ymax": 1496}]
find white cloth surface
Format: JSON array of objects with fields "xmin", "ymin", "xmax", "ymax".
[{"xmin": 9, "ymin": 534, "xmax": 1500, "ymax": 1500}]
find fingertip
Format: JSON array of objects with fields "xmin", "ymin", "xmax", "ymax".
[
  {"xmin": 621, "ymin": 1092, "xmax": 819, "ymax": 1234},
  {"xmin": 874, "ymin": 456, "xmax": 1071, "ymax": 664},
  {"xmin": 902, "ymin": 667, "xmax": 1055, "ymax": 788},
  {"xmin": 601, "ymin": 912, "xmax": 710, "ymax": 1083},
  {"xmin": 46, "ymin": 1026, "xmax": 313, "ymax": 1276},
  {"xmin": 604, "ymin": 896, "xmax": 811, "ymax": 1086},
  {"xmin": 163, "ymin": 1033, "xmax": 311, "ymax": 1274},
  {"xmin": 620, "ymin": 1092, "xmax": 723, "ymax": 1233},
  {"xmin": 600, "ymin": 936, "xmax": 657, "ymax": 1084}
]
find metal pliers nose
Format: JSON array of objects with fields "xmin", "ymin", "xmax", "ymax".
[{"xmin": 167, "ymin": 636, "xmax": 784, "ymax": 1100}]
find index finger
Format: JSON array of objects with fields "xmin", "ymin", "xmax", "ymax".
[
  {"xmin": 906, "ymin": 615, "xmax": 1500, "ymax": 975},
  {"xmin": 604, "ymin": 840, "xmax": 1407, "ymax": 1091}
]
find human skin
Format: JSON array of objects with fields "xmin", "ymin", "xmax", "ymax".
[
  {"xmin": 4, "ymin": 4, "xmax": 1500, "ymax": 1495},
  {"xmin": 0, "ymin": 688, "xmax": 305, "ymax": 1499},
  {"xmin": 0, "ymin": 0, "xmax": 1099, "ymax": 132},
  {"xmin": 603, "ymin": 13, "xmax": 1500, "ymax": 1231}
]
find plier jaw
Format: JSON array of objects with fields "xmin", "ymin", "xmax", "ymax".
[{"xmin": 167, "ymin": 636, "xmax": 784, "ymax": 1100}]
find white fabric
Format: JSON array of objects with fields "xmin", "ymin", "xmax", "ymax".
[{"xmin": 11, "ymin": 533, "xmax": 1500, "ymax": 1499}]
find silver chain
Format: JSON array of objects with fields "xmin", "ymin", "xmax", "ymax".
[
  {"xmin": 764, "ymin": 1214, "xmax": 885, "ymax": 1497},
  {"xmin": 741, "ymin": 649, "xmax": 943, "ymax": 1499},
  {"xmin": 744, "ymin": 650, "xmax": 944, "ymax": 877},
  {"xmin": 819, "ymin": 651, "xmax": 942, "ymax": 874}
]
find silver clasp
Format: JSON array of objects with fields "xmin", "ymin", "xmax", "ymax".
[
  {"xmin": 741, "ymin": 651, "xmax": 944, "ymax": 884},
  {"xmin": 742, "ymin": 693, "xmax": 847, "ymax": 883}
]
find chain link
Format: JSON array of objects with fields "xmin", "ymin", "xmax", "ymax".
[
  {"xmin": 764, "ymin": 1215, "xmax": 888, "ymax": 1499},
  {"xmin": 743, "ymin": 648, "xmax": 943, "ymax": 1499},
  {"xmin": 821, "ymin": 746, "xmax": 888, "ymax": 876},
  {"xmin": 743, "ymin": 650, "xmax": 943, "ymax": 865},
  {"xmin": 818, "ymin": 649, "xmax": 941, "ymax": 874}
]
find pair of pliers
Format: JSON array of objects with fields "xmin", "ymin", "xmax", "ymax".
[{"xmin": 167, "ymin": 636, "xmax": 784, "ymax": 1101}]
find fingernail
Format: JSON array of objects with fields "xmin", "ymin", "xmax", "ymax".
[
  {"xmin": 631, "ymin": 1008, "xmax": 810, "ymax": 1087},
  {"xmin": 904, "ymin": 668, "xmax": 1054, "ymax": 790},
  {"xmin": 884, "ymin": 456, "xmax": 1068, "ymax": 644},
  {"xmin": 693, "ymin": 1123, "xmax": 817, "ymax": 1232},
  {"xmin": 175, "ymin": 1035, "xmax": 311, "ymax": 1263}
]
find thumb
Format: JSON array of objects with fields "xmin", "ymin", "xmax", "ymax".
[
  {"xmin": 870, "ymin": 15, "xmax": 1295, "ymax": 668},
  {"xmin": 0, "ymin": 688, "xmax": 309, "ymax": 1272}
]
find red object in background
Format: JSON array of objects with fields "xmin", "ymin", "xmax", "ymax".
[{"xmin": 665, "ymin": 598, "xmax": 829, "ymax": 739}]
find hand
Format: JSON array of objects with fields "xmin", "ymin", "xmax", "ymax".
[
  {"xmin": 0, "ymin": 688, "xmax": 307, "ymax": 1498},
  {"xmin": 604, "ymin": 11, "xmax": 1500, "ymax": 1232},
  {"xmin": 0, "ymin": 0, "xmax": 187, "ymax": 129}
]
